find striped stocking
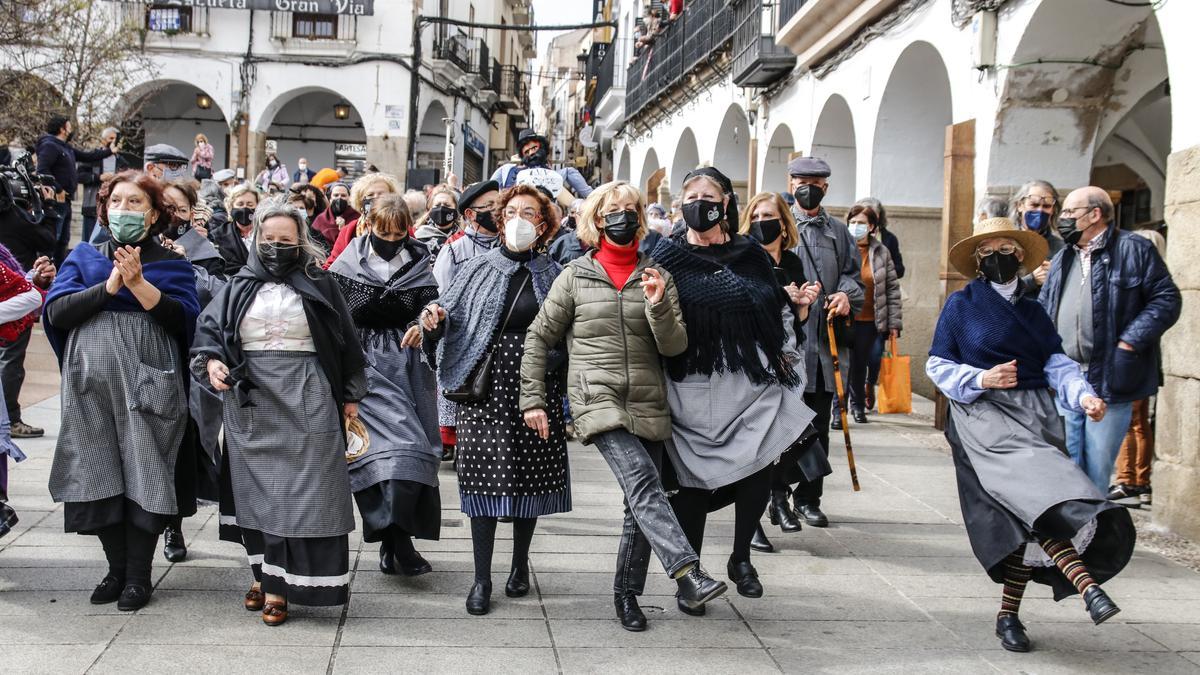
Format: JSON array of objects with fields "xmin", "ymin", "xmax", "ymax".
[
  {"xmin": 1039, "ymin": 538, "xmax": 1097, "ymax": 595},
  {"xmin": 999, "ymin": 551, "xmax": 1032, "ymax": 617}
]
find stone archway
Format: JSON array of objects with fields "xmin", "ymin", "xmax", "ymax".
[
  {"xmin": 810, "ymin": 95, "xmax": 856, "ymax": 208},
  {"xmin": 761, "ymin": 124, "xmax": 794, "ymax": 195},
  {"xmin": 616, "ymin": 145, "xmax": 631, "ymax": 182},
  {"xmin": 255, "ymin": 87, "xmax": 367, "ymax": 180},
  {"xmin": 415, "ymin": 100, "xmax": 450, "ymax": 184},
  {"xmin": 712, "ymin": 104, "xmax": 751, "ymax": 202},
  {"xmin": 120, "ymin": 81, "xmax": 231, "ymax": 171},
  {"xmin": 670, "ymin": 128, "xmax": 700, "ymax": 197},
  {"xmin": 638, "ymin": 147, "xmax": 661, "ymax": 197}
]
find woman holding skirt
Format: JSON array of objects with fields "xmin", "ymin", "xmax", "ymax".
[
  {"xmin": 192, "ymin": 198, "xmax": 366, "ymax": 626},
  {"xmin": 927, "ymin": 217, "xmax": 1135, "ymax": 653},
  {"xmin": 422, "ymin": 184, "xmax": 570, "ymax": 616},
  {"xmin": 329, "ymin": 194, "xmax": 443, "ymax": 576}
]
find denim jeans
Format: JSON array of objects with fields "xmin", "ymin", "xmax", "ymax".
[
  {"xmin": 593, "ymin": 428, "xmax": 698, "ymax": 595},
  {"xmin": 1058, "ymin": 400, "xmax": 1135, "ymax": 491}
]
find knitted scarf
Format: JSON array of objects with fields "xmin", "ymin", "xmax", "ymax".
[
  {"xmin": 329, "ymin": 235, "xmax": 440, "ymax": 350},
  {"xmin": 433, "ymin": 247, "xmax": 561, "ymax": 391},
  {"xmin": 0, "ymin": 261, "xmax": 36, "ymax": 345},
  {"xmin": 650, "ymin": 234, "xmax": 798, "ymax": 387},
  {"xmin": 929, "ymin": 278, "xmax": 1063, "ymax": 389}
]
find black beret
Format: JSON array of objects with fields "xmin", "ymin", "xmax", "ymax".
[
  {"xmin": 787, "ymin": 156, "xmax": 831, "ymax": 178},
  {"xmin": 458, "ymin": 180, "xmax": 500, "ymax": 214}
]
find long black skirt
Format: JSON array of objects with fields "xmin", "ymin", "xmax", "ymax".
[
  {"xmin": 353, "ymin": 479, "xmax": 441, "ymax": 543},
  {"xmin": 242, "ymin": 528, "xmax": 349, "ymax": 606}
]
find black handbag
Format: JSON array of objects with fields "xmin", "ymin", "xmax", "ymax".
[{"xmin": 442, "ymin": 275, "xmax": 528, "ymax": 404}]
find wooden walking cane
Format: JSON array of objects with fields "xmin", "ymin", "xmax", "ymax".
[{"xmin": 826, "ymin": 317, "xmax": 861, "ymax": 491}]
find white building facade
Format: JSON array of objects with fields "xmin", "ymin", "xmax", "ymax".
[{"xmin": 587, "ymin": 0, "xmax": 1200, "ymax": 540}]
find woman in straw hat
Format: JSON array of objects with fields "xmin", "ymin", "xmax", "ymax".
[{"xmin": 926, "ymin": 217, "xmax": 1135, "ymax": 653}]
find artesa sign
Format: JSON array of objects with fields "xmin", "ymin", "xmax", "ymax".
[{"xmin": 106, "ymin": 0, "xmax": 375, "ymax": 16}]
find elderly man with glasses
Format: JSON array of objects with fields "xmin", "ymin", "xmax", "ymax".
[{"xmin": 1039, "ymin": 186, "xmax": 1180, "ymax": 492}]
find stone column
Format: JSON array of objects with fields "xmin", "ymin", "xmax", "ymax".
[
  {"xmin": 368, "ymin": 135, "xmax": 407, "ymax": 186},
  {"xmin": 1155, "ymin": 143, "xmax": 1200, "ymax": 541}
]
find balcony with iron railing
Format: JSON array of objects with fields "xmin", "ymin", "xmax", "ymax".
[
  {"xmin": 731, "ymin": 0, "xmax": 797, "ymax": 87},
  {"xmin": 779, "ymin": 0, "xmax": 810, "ymax": 24},
  {"xmin": 434, "ymin": 31, "xmax": 474, "ymax": 76},
  {"xmin": 624, "ymin": 0, "xmax": 734, "ymax": 123},
  {"xmin": 496, "ymin": 65, "xmax": 531, "ymax": 120}
]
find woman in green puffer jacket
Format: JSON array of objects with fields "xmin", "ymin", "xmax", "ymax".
[{"xmin": 519, "ymin": 181, "xmax": 727, "ymax": 633}]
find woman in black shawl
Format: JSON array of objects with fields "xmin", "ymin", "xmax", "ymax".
[{"xmin": 191, "ymin": 198, "xmax": 366, "ymax": 626}]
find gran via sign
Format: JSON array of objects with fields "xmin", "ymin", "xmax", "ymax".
[{"xmin": 106, "ymin": 0, "xmax": 374, "ymax": 15}]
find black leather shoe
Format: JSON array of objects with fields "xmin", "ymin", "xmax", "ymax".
[
  {"xmin": 831, "ymin": 415, "xmax": 843, "ymax": 430},
  {"xmin": 750, "ymin": 524, "xmax": 775, "ymax": 553},
  {"xmin": 768, "ymin": 490, "xmax": 802, "ymax": 533},
  {"xmin": 1083, "ymin": 586, "xmax": 1120, "ymax": 625},
  {"xmin": 852, "ymin": 409, "xmax": 869, "ymax": 424},
  {"xmin": 90, "ymin": 574, "xmax": 124, "ymax": 605},
  {"xmin": 796, "ymin": 503, "xmax": 829, "ymax": 528},
  {"xmin": 614, "ymin": 593, "xmax": 647, "ymax": 631},
  {"xmin": 466, "ymin": 580, "xmax": 492, "ymax": 615},
  {"xmin": 0, "ymin": 502, "xmax": 18, "ymax": 539},
  {"xmin": 497, "ymin": 516, "xmax": 514, "ymax": 523},
  {"xmin": 441, "ymin": 445, "xmax": 455, "ymax": 462},
  {"xmin": 676, "ymin": 595, "xmax": 706, "ymax": 616},
  {"xmin": 505, "ymin": 567, "xmax": 530, "ymax": 597},
  {"xmin": 162, "ymin": 525, "xmax": 187, "ymax": 563},
  {"xmin": 117, "ymin": 583, "xmax": 151, "ymax": 611},
  {"xmin": 727, "ymin": 559, "xmax": 763, "ymax": 598},
  {"xmin": 865, "ymin": 387, "xmax": 876, "ymax": 412},
  {"xmin": 995, "ymin": 613, "xmax": 1031, "ymax": 652},
  {"xmin": 675, "ymin": 564, "xmax": 727, "ymax": 610},
  {"xmin": 378, "ymin": 541, "xmax": 397, "ymax": 575},
  {"xmin": 399, "ymin": 553, "xmax": 433, "ymax": 577}
]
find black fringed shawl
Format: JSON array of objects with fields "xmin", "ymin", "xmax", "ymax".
[
  {"xmin": 329, "ymin": 236, "xmax": 440, "ymax": 350},
  {"xmin": 650, "ymin": 233, "xmax": 798, "ymax": 387}
]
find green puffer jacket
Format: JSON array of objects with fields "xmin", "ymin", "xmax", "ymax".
[{"xmin": 520, "ymin": 251, "xmax": 687, "ymax": 444}]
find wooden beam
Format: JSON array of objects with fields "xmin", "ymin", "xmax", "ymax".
[{"xmin": 934, "ymin": 118, "xmax": 975, "ymax": 431}]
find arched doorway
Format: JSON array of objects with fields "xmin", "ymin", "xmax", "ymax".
[
  {"xmin": 871, "ymin": 42, "xmax": 952, "ymax": 208},
  {"xmin": 616, "ymin": 146, "xmax": 631, "ymax": 182},
  {"xmin": 258, "ymin": 89, "xmax": 367, "ymax": 180},
  {"xmin": 414, "ymin": 100, "xmax": 451, "ymax": 186},
  {"xmin": 761, "ymin": 124, "xmax": 794, "ymax": 195},
  {"xmin": 1091, "ymin": 81, "xmax": 1171, "ymax": 227},
  {"xmin": 124, "ymin": 82, "xmax": 230, "ymax": 172},
  {"xmin": 0, "ymin": 72, "xmax": 67, "ymax": 147},
  {"xmin": 639, "ymin": 148, "xmax": 661, "ymax": 198},
  {"xmin": 670, "ymin": 128, "xmax": 699, "ymax": 196},
  {"xmin": 713, "ymin": 104, "xmax": 750, "ymax": 202},
  {"xmin": 810, "ymin": 95, "xmax": 857, "ymax": 208}
]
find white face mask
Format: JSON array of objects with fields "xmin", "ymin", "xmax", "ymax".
[
  {"xmin": 849, "ymin": 223, "xmax": 870, "ymax": 240},
  {"xmin": 298, "ymin": 163, "xmax": 307, "ymax": 171},
  {"xmin": 505, "ymin": 217, "xmax": 539, "ymax": 252}
]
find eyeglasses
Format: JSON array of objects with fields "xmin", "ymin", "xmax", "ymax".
[
  {"xmin": 1024, "ymin": 196, "xmax": 1056, "ymax": 209},
  {"xmin": 1060, "ymin": 206, "xmax": 1093, "ymax": 217},
  {"xmin": 975, "ymin": 243, "xmax": 1021, "ymax": 258},
  {"xmin": 503, "ymin": 207, "xmax": 541, "ymax": 221}
]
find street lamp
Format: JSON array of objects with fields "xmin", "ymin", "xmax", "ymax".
[
  {"xmin": 576, "ymin": 51, "xmax": 589, "ymax": 79},
  {"xmin": 333, "ymin": 102, "xmax": 352, "ymax": 120},
  {"xmin": 195, "ymin": 93, "xmax": 212, "ymax": 110}
]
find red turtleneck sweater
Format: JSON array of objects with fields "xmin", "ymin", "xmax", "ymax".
[{"xmin": 595, "ymin": 238, "xmax": 639, "ymax": 288}]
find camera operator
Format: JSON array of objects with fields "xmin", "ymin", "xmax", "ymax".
[
  {"xmin": 0, "ymin": 146, "xmax": 59, "ymax": 439},
  {"xmin": 35, "ymin": 114, "xmax": 118, "ymax": 265},
  {"xmin": 77, "ymin": 127, "xmax": 128, "ymax": 244}
]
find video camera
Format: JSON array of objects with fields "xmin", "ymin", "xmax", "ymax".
[{"xmin": 0, "ymin": 152, "xmax": 48, "ymax": 225}]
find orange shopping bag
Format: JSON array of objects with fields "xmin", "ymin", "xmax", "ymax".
[{"xmin": 877, "ymin": 335, "xmax": 911, "ymax": 414}]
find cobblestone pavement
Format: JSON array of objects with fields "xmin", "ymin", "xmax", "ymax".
[{"xmin": 3, "ymin": 385, "xmax": 1200, "ymax": 674}]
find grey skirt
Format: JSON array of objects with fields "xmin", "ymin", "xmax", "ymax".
[{"xmin": 222, "ymin": 351, "xmax": 355, "ymax": 539}]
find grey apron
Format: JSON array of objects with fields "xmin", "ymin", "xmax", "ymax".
[{"xmin": 222, "ymin": 351, "xmax": 355, "ymax": 538}]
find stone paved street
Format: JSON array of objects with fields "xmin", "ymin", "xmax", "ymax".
[{"xmin": 3, "ymin": 336, "xmax": 1200, "ymax": 674}]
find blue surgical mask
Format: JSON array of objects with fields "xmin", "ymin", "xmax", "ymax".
[
  {"xmin": 848, "ymin": 223, "xmax": 869, "ymax": 240},
  {"xmin": 1023, "ymin": 210, "xmax": 1048, "ymax": 232}
]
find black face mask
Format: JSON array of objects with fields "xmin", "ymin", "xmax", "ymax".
[
  {"xmin": 472, "ymin": 209, "xmax": 498, "ymax": 233},
  {"xmin": 330, "ymin": 198, "xmax": 349, "ymax": 217},
  {"xmin": 793, "ymin": 184, "xmax": 825, "ymax": 211},
  {"xmin": 753, "ymin": 218, "xmax": 783, "ymax": 245},
  {"xmin": 171, "ymin": 216, "xmax": 191, "ymax": 237},
  {"xmin": 524, "ymin": 147, "xmax": 549, "ymax": 167},
  {"xmin": 231, "ymin": 207, "xmax": 254, "ymax": 228},
  {"xmin": 1057, "ymin": 216, "xmax": 1084, "ymax": 247},
  {"xmin": 602, "ymin": 210, "xmax": 640, "ymax": 246},
  {"xmin": 257, "ymin": 242, "xmax": 301, "ymax": 278},
  {"xmin": 370, "ymin": 232, "xmax": 405, "ymax": 260},
  {"xmin": 978, "ymin": 252, "xmax": 1021, "ymax": 285},
  {"xmin": 682, "ymin": 199, "xmax": 725, "ymax": 232},
  {"xmin": 429, "ymin": 205, "xmax": 457, "ymax": 228}
]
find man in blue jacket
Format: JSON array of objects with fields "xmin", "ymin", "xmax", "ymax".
[
  {"xmin": 1040, "ymin": 186, "xmax": 1181, "ymax": 491},
  {"xmin": 34, "ymin": 115, "xmax": 117, "ymax": 265}
]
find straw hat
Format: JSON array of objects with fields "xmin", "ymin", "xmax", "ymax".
[{"xmin": 948, "ymin": 217, "xmax": 1049, "ymax": 278}]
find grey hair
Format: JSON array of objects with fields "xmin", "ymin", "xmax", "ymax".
[
  {"xmin": 1087, "ymin": 192, "xmax": 1115, "ymax": 222},
  {"xmin": 854, "ymin": 197, "xmax": 889, "ymax": 229},
  {"xmin": 1010, "ymin": 179, "xmax": 1060, "ymax": 227},
  {"xmin": 101, "ymin": 126, "xmax": 119, "ymax": 138},
  {"xmin": 976, "ymin": 196, "xmax": 1009, "ymax": 220},
  {"xmin": 197, "ymin": 179, "xmax": 225, "ymax": 209},
  {"xmin": 252, "ymin": 197, "xmax": 327, "ymax": 274}
]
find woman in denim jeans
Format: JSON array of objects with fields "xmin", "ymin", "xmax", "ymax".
[{"xmin": 520, "ymin": 181, "xmax": 727, "ymax": 632}]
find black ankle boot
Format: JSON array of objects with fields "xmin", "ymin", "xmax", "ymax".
[
  {"xmin": 466, "ymin": 579, "xmax": 492, "ymax": 615},
  {"xmin": 505, "ymin": 566, "xmax": 530, "ymax": 597},
  {"xmin": 162, "ymin": 525, "xmax": 187, "ymax": 563},
  {"xmin": 676, "ymin": 594, "xmax": 706, "ymax": 616},
  {"xmin": 795, "ymin": 503, "xmax": 829, "ymax": 528},
  {"xmin": 378, "ymin": 539, "xmax": 397, "ymax": 575},
  {"xmin": 0, "ymin": 502, "xmax": 18, "ymax": 539},
  {"xmin": 995, "ymin": 614, "xmax": 1031, "ymax": 652},
  {"xmin": 614, "ymin": 593, "xmax": 647, "ymax": 631},
  {"xmin": 750, "ymin": 524, "xmax": 775, "ymax": 553},
  {"xmin": 852, "ymin": 408, "xmax": 869, "ymax": 424},
  {"xmin": 768, "ymin": 490, "xmax": 802, "ymax": 533},
  {"xmin": 1083, "ymin": 586, "xmax": 1120, "ymax": 625},
  {"xmin": 727, "ymin": 559, "xmax": 763, "ymax": 598},
  {"xmin": 675, "ymin": 564, "xmax": 727, "ymax": 611}
]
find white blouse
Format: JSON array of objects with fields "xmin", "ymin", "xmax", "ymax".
[
  {"xmin": 366, "ymin": 246, "xmax": 412, "ymax": 281},
  {"xmin": 239, "ymin": 282, "xmax": 316, "ymax": 352}
]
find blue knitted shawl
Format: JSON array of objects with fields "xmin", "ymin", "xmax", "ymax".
[
  {"xmin": 434, "ymin": 247, "xmax": 560, "ymax": 390},
  {"xmin": 929, "ymin": 278, "xmax": 1062, "ymax": 389}
]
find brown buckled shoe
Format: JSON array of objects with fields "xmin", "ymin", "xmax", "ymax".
[
  {"xmin": 244, "ymin": 586, "xmax": 265, "ymax": 611},
  {"xmin": 262, "ymin": 601, "xmax": 288, "ymax": 626}
]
